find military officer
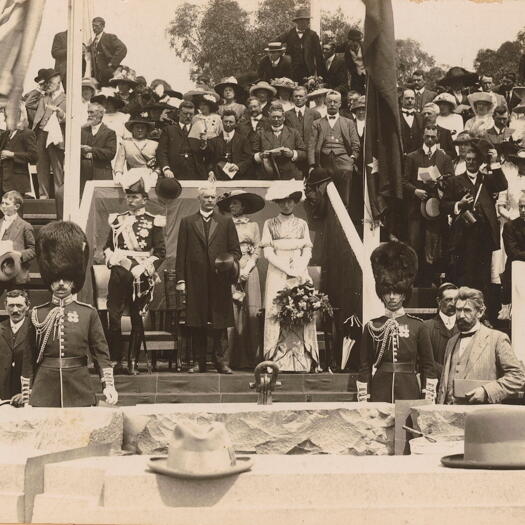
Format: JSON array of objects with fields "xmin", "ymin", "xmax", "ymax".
[
  {"xmin": 104, "ymin": 179, "xmax": 166, "ymax": 374},
  {"xmin": 30, "ymin": 221, "xmax": 117, "ymax": 408}
]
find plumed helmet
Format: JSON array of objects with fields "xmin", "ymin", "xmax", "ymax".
[
  {"xmin": 371, "ymin": 241, "xmax": 418, "ymax": 300},
  {"xmin": 36, "ymin": 221, "xmax": 89, "ymax": 294}
]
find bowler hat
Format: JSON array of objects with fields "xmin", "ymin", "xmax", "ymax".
[
  {"xmin": 148, "ymin": 422, "xmax": 253, "ymax": 479},
  {"xmin": 217, "ymin": 190, "xmax": 265, "ymax": 215},
  {"xmin": 155, "ymin": 177, "xmax": 182, "ymax": 201},
  {"xmin": 249, "ymin": 81, "xmax": 277, "ymax": 97},
  {"xmin": 442, "ymin": 407, "xmax": 525, "ymax": 469},
  {"xmin": 0, "ymin": 251, "xmax": 22, "ymax": 282},
  {"xmin": 41, "ymin": 69, "xmax": 60, "ymax": 83},
  {"xmin": 347, "ymin": 28, "xmax": 363, "ymax": 41},
  {"xmin": 34, "ymin": 68, "xmax": 52, "ymax": 83},
  {"xmin": 214, "ymin": 252, "xmax": 240, "ymax": 283},
  {"xmin": 438, "ymin": 67, "xmax": 478, "ymax": 88},
  {"xmin": 306, "ymin": 168, "xmax": 332, "ymax": 187},
  {"xmin": 293, "ymin": 7, "xmax": 310, "ymax": 20}
]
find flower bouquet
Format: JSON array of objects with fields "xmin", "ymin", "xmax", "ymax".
[{"xmin": 273, "ymin": 282, "xmax": 333, "ymax": 329}]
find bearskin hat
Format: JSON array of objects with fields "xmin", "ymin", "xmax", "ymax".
[
  {"xmin": 36, "ymin": 221, "xmax": 89, "ymax": 294},
  {"xmin": 371, "ymin": 241, "xmax": 418, "ymax": 300}
]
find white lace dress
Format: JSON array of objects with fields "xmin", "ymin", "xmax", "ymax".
[{"xmin": 261, "ymin": 214, "xmax": 319, "ymax": 372}]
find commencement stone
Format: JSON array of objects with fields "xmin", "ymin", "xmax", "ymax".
[
  {"xmin": 0, "ymin": 406, "xmax": 123, "ymax": 452},
  {"xmin": 121, "ymin": 402, "xmax": 395, "ymax": 455}
]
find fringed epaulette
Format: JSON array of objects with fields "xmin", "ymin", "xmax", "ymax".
[{"xmin": 74, "ymin": 300, "xmax": 95, "ymax": 310}]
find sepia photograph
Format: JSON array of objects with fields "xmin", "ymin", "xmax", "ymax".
[{"xmin": 1, "ymin": 0, "xmax": 525, "ymax": 523}]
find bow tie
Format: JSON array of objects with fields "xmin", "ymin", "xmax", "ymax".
[
  {"xmin": 402, "ymin": 110, "xmax": 415, "ymax": 115},
  {"xmin": 328, "ymin": 115, "xmax": 337, "ymax": 120},
  {"xmin": 459, "ymin": 331, "xmax": 476, "ymax": 339},
  {"xmin": 252, "ymin": 116, "xmax": 262, "ymax": 121}
]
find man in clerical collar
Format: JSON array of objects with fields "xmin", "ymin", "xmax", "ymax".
[{"xmin": 437, "ymin": 287, "xmax": 525, "ymax": 404}]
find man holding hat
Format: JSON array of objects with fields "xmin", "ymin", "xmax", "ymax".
[
  {"xmin": 30, "ymin": 221, "xmax": 118, "ymax": 407},
  {"xmin": 343, "ymin": 28, "xmax": 366, "ymax": 95},
  {"xmin": 277, "ymin": 7, "xmax": 324, "ymax": 84},
  {"xmin": 258, "ymin": 43, "xmax": 293, "ymax": 83},
  {"xmin": 176, "ymin": 183, "xmax": 241, "ymax": 374}
]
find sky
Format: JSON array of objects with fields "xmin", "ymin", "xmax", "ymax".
[{"xmin": 25, "ymin": 0, "xmax": 525, "ymax": 92}]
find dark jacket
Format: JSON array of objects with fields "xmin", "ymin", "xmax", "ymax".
[
  {"xmin": 51, "ymin": 31, "xmax": 68, "ymax": 83},
  {"xmin": 423, "ymin": 314, "xmax": 458, "ymax": 378},
  {"xmin": 89, "ymin": 32, "xmax": 127, "ymax": 86},
  {"xmin": 0, "ymin": 317, "xmax": 35, "ymax": 400},
  {"xmin": 257, "ymin": 55, "xmax": 293, "ymax": 83},
  {"xmin": 503, "ymin": 217, "xmax": 525, "ymax": 279},
  {"xmin": 0, "ymin": 129, "xmax": 37, "ymax": 194},
  {"xmin": 400, "ymin": 111, "xmax": 424, "ymax": 155},
  {"xmin": 176, "ymin": 211, "xmax": 241, "ymax": 329},
  {"xmin": 343, "ymin": 44, "xmax": 366, "ymax": 94},
  {"xmin": 156, "ymin": 123, "xmax": 208, "ymax": 180},
  {"xmin": 237, "ymin": 115, "xmax": 270, "ymax": 151},
  {"xmin": 284, "ymin": 106, "xmax": 321, "ymax": 146},
  {"xmin": 323, "ymin": 53, "xmax": 348, "ymax": 93},
  {"xmin": 436, "ymin": 126, "xmax": 456, "ymax": 160},
  {"xmin": 0, "ymin": 215, "xmax": 36, "ymax": 284},
  {"xmin": 414, "ymin": 88, "xmax": 437, "ymax": 112},
  {"xmin": 205, "ymin": 132, "xmax": 253, "ymax": 180}
]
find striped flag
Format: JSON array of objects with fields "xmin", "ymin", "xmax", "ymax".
[
  {"xmin": 362, "ymin": 0, "xmax": 404, "ymax": 236},
  {"xmin": 0, "ymin": 0, "xmax": 45, "ymax": 129}
]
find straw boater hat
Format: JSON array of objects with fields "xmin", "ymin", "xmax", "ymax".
[
  {"xmin": 148, "ymin": 422, "xmax": 253, "ymax": 479},
  {"xmin": 249, "ymin": 81, "xmax": 277, "ymax": 97},
  {"xmin": 433, "ymin": 92, "xmax": 457, "ymax": 109},
  {"xmin": 271, "ymin": 77, "xmax": 297, "ymax": 92},
  {"xmin": 0, "ymin": 252, "xmax": 22, "ymax": 282},
  {"xmin": 214, "ymin": 76, "xmax": 245, "ymax": 99},
  {"xmin": 264, "ymin": 41, "xmax": 286, "ymax": 53},
  {"xmin": 442, "ymin": 407, "xmax": 525, "ymax": 469},
  {"xmin": 108, "ymin": 66, "xmax": 138, "ymax": 88},
  {"xmin": 265, "ymin": 179, "xmax": 304, "ymax": 203},
  {"xmin": 217, "ymin": 190, "xmax": 265, "ymax": 215},
  {"xmin": 307, "ymin": 87, "xmax": 330, "ymax": 100},
  {"xmin": 293, "ymin": 7, "xmax": 310, "ymax": 20},
  {"xmin": 438, "ymin": 66, "xmax": 478, "ymax": 88}
]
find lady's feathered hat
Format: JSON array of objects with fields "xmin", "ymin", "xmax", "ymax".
[
  {"xmin": 371, "ymin": 241, "xmax": 418, "ymax": 299},
  {"xmin": 36, "ymin": 221, "xmax": 90, "ymax": 294}
]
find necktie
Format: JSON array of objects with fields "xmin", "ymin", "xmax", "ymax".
[
  {"xmin": 183, "ymin": 125, "xmax": 189, "ymax": 136},
  {"xmin": 459, "ymin": 331, "xmax": 476, "ymax": 339},
  {"xmin": 416, "ymin": 92, "xmax": 422, "ymax": 108},
  {"xmin": 297, "ymin": 110, "xmax": 303, "ymax": 122}
]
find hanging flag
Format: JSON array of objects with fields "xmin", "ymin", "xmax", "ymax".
[
  {"xmin": 0, "ymin": 0, "xmax": 46, "ymax": 129},
  {"xmin": 362, "ymin": 0, "xmax": 404, "ymax": 236}
]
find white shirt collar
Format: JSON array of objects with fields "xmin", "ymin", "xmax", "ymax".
[
  {"xmin": 223, "ymin": 130, "xmax": 234, "ymax": 140},
  {"xmin": 2, "ymin": 213, "xmax": 17, "ymax": 226},
  {"xmin": 385, "ymin": 307, "xmax": 405, "ymax": 319},
  {"xmin": 423, "ymin": 144, "xmax": 437, "ymax": 156},
  {"xmin": 295, "ymin": 106, "xmax": 305, "ymax": 116},
  {"xmin": 439, "ymin": 311, "xmax": 456, "ymax": 330},
  {"xmin": 91, "ymin": 122, "xmax": 102, "ymax": 135},
  {"xmin": 272, "ymin": 125, "xmax": 284, "ymax": 133},
  {"xmin": 327, "ymin": 113, "xmax": 339, "ymax": 126},
  {"xmin": 251, "ymin": 114, "xmax": 262, "ymax": 121},
  {"xmin": 10, "ymin": 318, "xmax": 24, "ymax": 334},
  {"xmin": 466, "ymin": 170, "xmax": 478, "ymax": 181},
  {"xmin": 460, "ymin": 321, "xmax": 481, "ymax": 335},
  {"xmin": 326, "ymin": 54, "xmax": 335, "ymax": 69},
  {"xmin": 416, "ymin": 88, "xmax": 425, "ymax": 95},
  {"xmin": 271, "ymin": 58, "xmax": 281, "ymax": 66},
  {"xmin": 200, "ymin": 209, "xmax": 214, "ymax": 218}
]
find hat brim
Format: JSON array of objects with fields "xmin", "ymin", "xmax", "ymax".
[
  {"xmin": 420, "ymin": 197, "xmax": 440, "ymax": 220},
  {"xmin": 124, "ymin": 120, "xmax": 156, "ymax": 131},
  {"xmin": 306, "ymin": 176, "xmax": 332, "ymax": 187},
  {"xmin": 0, "ymin": 252, "xmax": 22, "ymax": 282},
  {"xmin": 215, "ymin": 83, "xmax": 245, "ymax": 98},
  {"xmin": 148, "ymin": 456, "xmax": 253, "ymax": 479},
  {"xmin": 109, "ymin": 78, "xmax": 137, "ymax": 88},
  {"xmin": 441, "ymin": 453, "xmax": 525, "ymax": 470},
  {"xmin": 250, "ymin": 85, "xmax": 277, "ymax": 97},
  {"xmin": 156, "ymin": 178, "xmax": 183, "ymax": 201},
  {"xmin": 217, "ymin": 193, "xmax": 265, "ymax": 215},
  {"xmin": 438, "ymin": 72, "xmax": 478, "ymax": 87}
]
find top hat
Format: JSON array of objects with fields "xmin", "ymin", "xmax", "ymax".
[
  {"xmin": 0, "ymin": 251, "xmax": 22, "ymax": 282},
  {"xmin": 265, "ymin": 179, "xmax": 304, "ymax": 203},
  {"xmin": 215, "ymin": 252, "xmax": 240, "ymax": 283},
  {"xmin": 81, "ymin": 77, "xmax": 98, "ymax": 93},
  {"xmin": 264, "ymin": 41, "xmax": 286, "ymax": 53},
  {"xmin": 433, "ymin": 92, "xmax": 457, "ymax": 109},
  {"xmin": 351, "ymin": 95, "xmax": 366, "ymax": 111},
  {"xmin": 36, "ymin": 221, "xmax": 89, "ymax": 294},
  {"xmin": 347, "ymin": 28, "xmax": 363, "ymax": 41},
  {"xmin": 438, "ymin": 67, "xmax": 478, "ymax": 88},
  {"xmin": 214, "ymin": 77, "xmax": 245, "ymax": 99},
  {"xmin": 249, "ymin": 81, "xmax": 277, "ymax": 97},
  {"xmin": 217, "ymin": 190, "xmax": 265, "ymax": 215},
  {"xmin": 34, "ymin": 68, "xmax": 52, "ymax": 83},
  {"xmin": 306, "ymin": 167, "xmax": 333, "ymax": 187},
  {"xmin": 271, "ymin": 77, "xmax": 297, "ymax": 91},
  {"xmin": 124, "ymin": 115, "xmax": 156, "ymax": 132},
  {"xmin": 293, "ymin": 7, "xmax": 310, "ymax": 20},
  {"xmin": 442, "ymin": 407, "xmax": 525, "ymax": 469},
  {"xmin": 108, "ymin": 66, "xmax": 138, "ymax": 88},
  {"xmin": 156, "ymin": 177, "xmax": 183, "ymax": 201},
  {"xmin": 148, "ymin": 422, "xmax": 253, "ymax": 479},
  {"xmin": 91, "ymin": 94, "xmax": 125, "ymax": 111}
]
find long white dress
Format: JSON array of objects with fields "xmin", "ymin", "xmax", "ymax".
[{"xmin": 261, "ymin": 214, "xmax": 319, "ymax": 372}]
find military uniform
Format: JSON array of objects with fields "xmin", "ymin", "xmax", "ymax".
[
  {"xmin": 358, "ymin": 310, "xmax": 436, "ymax": 403},
  {"xmin": 30, "ymin": 296, "xmax": 111, "ymax": 407},
  {"xmin": 104, "ymin": 208, "xmax": 166, "ymax": 366}
]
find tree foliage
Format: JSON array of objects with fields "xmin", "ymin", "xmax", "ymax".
[
  {"xmin": 474, "ymin": 40, "xmax": 521, "ymax": 81},
  {"xmin": 395, "ymin": 39, "xmax": 436, "ymax": 84},
  {"xmin": 320, "ymin": 7, "xmax": 361, "ymax": 47}
]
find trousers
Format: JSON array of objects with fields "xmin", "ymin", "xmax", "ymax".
[{"xmin": 191, "ymin": 327, "xmax": 230, "ymax": 369}]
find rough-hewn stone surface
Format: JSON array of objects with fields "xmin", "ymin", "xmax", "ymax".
[
  {"xmin": 0, "ymin": 407, "xmax": 123, "ymax": 452},
  {"xmin": 121, "ymin": 402, "xmax": 395, "ymax": 456}
]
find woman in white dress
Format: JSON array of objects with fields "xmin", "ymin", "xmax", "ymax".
[
  {"xmin": 218, "ymin": 190, "xmax": 264, "ymax": 369},
  {"xmin": 464, "ymin": 92, "xmax": 494, "ymax": 135},
  {"xmin": 191, "ymin": 93, "xmax": 223, "ymax": 139},
  {"xmin": 434, "ymin": 92, "xmax": 464, "ymax": 142},
  {"xmin": 261, "ymin": 180, "xmax": 319, "ymax": 372}
]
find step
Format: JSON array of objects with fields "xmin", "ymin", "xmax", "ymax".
[
  {"xmin": 21, "ymin": 199, "xmax": 57, "ymax": 222},
  {"xmin": 0, "ymin": 492, "xmax": 24, "ymax": 523}
]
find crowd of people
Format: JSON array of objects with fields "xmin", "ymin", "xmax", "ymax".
[{"xmin": 1, "ymin": 8, "xmax": 525, "ymax": 408}]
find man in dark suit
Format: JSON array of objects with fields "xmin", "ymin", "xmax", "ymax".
[
  {"xmin": 257, "ymin": 42, "xmax": 293, "ymax": 82},
  {"xmin": 403, "ymin": 125, "xmax": 454, "ymax": 285},
  {"xmin": 23, "ymin": 69, "xmax": 47, "ymax": 128},
  {"xmin": 277, "ymin": 8, "xmax": 324, "ymax": 84},
  {"xmin": 322, "ymin": 42, "xmax": 347, "ymax": 93},
  {"xmin": 176, "ymin": 184, "xmax": 241, "ymax": 374},
  {"xmin": 206, "ymin": 110, "xmax": 253, "ymax": 180},
  {"xmin": 80, "ymin": 102, "xmax": 116, "ymax": 195},
  {"xmin": 412, "ymin": 70, "xmax": 437, "ymax": 112},
  {"xmin": 400, "ymin": 89, "xmax": 424, "ymax": 155},
  {"xmin": 237, "ymin": 97, "xmax": 269, "ymax": 150},
  {"xmin": 87, "ymin": 17, "xmax": 127, "ymax": 87},
  {"xmin": 486, "ymin": 105, "xmax": 513, "ymax": 148},
  {"xmin": 0, "ymin": 125, "xmax": 37, "ymax": 195},
  {"xmin": 440, "ymin": 145, "xmax": 508, "ymax": 295},
  {"xmin": 51, "ymin": 30, "xmax": 68, "ymax": 88},
  {"xmin": 423, "ymin": 283, "xmax": 459, "ymax": 378},
  {"xmin": 342, "ymin": 29, "xmax": 366, "ymax": 95},
  {"xmin": 254, "ymin": 105, "xmax": 305, "ymax": 179},
  {"xmin": 421, "ymin": 103, "xmax": 456, "ymax": 160},
  {"xmin": 157, "ymin": 100, "xmax": 208, "ymax": 180},
  {"xmin": 0, "ymin": 290, "xmax": 34, "ymax": 406},
  {"xmin": 496, "ymin": 72, "xmax": 520, "ymax": 112}
]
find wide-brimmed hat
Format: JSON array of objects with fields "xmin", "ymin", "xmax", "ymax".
[
  {"xmin": 0, "ymin": 251, "xmax": 22, "ymax": 282},
  {"xmin": 468, "ymin": 92, "xmax": 494, "ymax": 108},
  {"xmin": 438, "ymin": 67, "xmax": 478, "ymax": 88},
  {"xmin": 148, "ymin": 422, "xmax": 253, "ymax": 479},
  {"xmin": 470, "ymin": 136, "xmax": 494, "ymax": 160},
  {"xmin": 307, "ymin": 87, "xmax": 330, "ymax": 99},
  {"xmin": 508, "ymin": 148, "xmax": 525, "ymax": 162},
  {"xmin": 214, "ymin": 77, "xmax": 245, "ymax": 99},
  {"xmin": 215, "ymin": 252, "xmax": 240, "ymax": 282},
  {"xmin": 264, "ymin": 41, "xmax": 286, "ymax": 53},
  {"xmin": 184, "ymin": 89, "xmax": 220, "ymax": 104},
  {"xmin": 91, "ymin": 94, "xmax": 125, "ymax": 111},
  {"xmin": 271, "ymin": 77, "xmax": 297, "ymax": 91},
  {"xmin": 351, "ymin": 95, "xmax": 366, "ymax": 111},
  {"xmin": 81, "ymin": 77, "xmax": 98, "ymax": 93},
  {"xmin": 513, "ymin": 101, "xmax": 525, "ymax": 114},
  {"xmin": 249, "ymin": 81, "xmax": 277, "ymax": 97},
  {"xmin": 124, "ymin": 115, "xmax": 156, "ymax": 131},
  {"xmin": 293, "ymin": 7, "xmax": 310, "ymax": 20},
  {"xmin": 217, "ymin": 190, "xmax": 265, "ymax": 215},
  {"xmin": 108, "ymin": 66, "xmax": 137, "ymax": 88},
  {"xmin": 433, "ymin": 92, "xmax": 457, "ymax": 108},
  {"xmin": 442, "ymin": 407, "xmax": 525, "ymax": 469},
  {"xmin": 142, "ymin": 101, "xmax": 176, "ymax": 112},
  {"xmin": 156, "ymin": 177, "xmax": 182, "ymax": 201},
  {"xmin": 164, "ymin": 89, "xmax": 183, "ymax": 100},
  {"xmin": 265, "ymin": 179, "xmax": 304, "ymax": 203},
  {"xmin": 453, "ymin": 131, "xmax": 473, "ymax": 145},
  {"xmin": 306, "ymin": 168, "xmax": 332, "ymax": 187},
  {"xmin": 420, "ymin": 197, "xmax": 441, "ymax": 221}
]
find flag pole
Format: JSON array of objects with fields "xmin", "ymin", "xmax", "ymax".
[{"xmin": 63, "ymin": 0, "xmax": 84, "ymax": 222}]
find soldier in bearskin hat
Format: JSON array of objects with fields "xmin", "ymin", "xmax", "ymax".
[
  {"xmin": 104, "ymin": 178, "xmax": 167, "ymax": 375},
  {"xmin": 357, "ymin": 241, "xmax": 437, "ymax": 403},
  {"xmin": 30, "ymin": 221, "xmax": 117, "ymax": 407}
]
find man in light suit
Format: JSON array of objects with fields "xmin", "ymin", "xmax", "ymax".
[
  {"xmin": 0, "ymin": 290, "xmax": 34, "ymax": 406},
  {"xmin": 87, "ymin": 17, "xmax": 127, "ymax": 87},
  {"xmin": 412, "ymin": 70, "xmax": 437, "ymax": 112},
  {"xmin": 253, "ymin": 105, "xmax": 305, "ymax": 180},
  {"xmin": 438, "ymin": 287, "xmax": 525, "ymax": 404}
]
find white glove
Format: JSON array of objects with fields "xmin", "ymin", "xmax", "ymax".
[
  {"xmin": 131, "ymin": 264, "xmax": 145, "ymax": 279},
  {"xmin": 424, "ymin": 378, "xmax": 438, "ymax": 404},
  {"xmin": 356, "ymin": 380, "xmax": 369, "ymax": 402},
  {"xmin": 102, "ymin": 368, "xmax": 118, "ymax": 405}
]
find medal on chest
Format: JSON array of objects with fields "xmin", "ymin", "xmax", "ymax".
[{"xmin": 398, "ymin": 324, "xmax": 410, "ymax": 338}]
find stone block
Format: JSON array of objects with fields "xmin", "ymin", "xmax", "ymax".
[
  {"xmin": 121, "ymin": 402, "xmax": 394, "ymax": 455},
  {"xmin": 0, "ymin": 406, "xmax": 124, "ymax": 452},
  {"xmin": 0, "ymin": 492, "xmax": 24, "ymax": 523}
]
